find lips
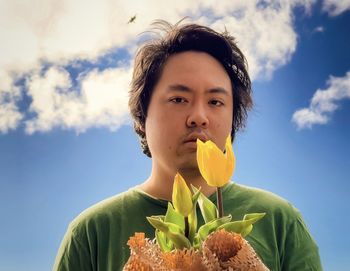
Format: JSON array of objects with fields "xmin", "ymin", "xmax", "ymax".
[{"xmin": 183, "ymin": 133, "xmax": 208, "ymax": 144}]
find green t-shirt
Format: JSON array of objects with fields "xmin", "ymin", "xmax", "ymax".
[{"xmin": 53, "ymin": 182, "xmax": 322, "ymax": 271}]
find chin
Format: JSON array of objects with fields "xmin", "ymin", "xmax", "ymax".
[{"xmin": 177, "ymin": 160, "xmax": 200, "ymax": 175}]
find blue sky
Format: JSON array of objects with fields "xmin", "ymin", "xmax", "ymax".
[{"xmin": 0, "ymin": 1, "xmax": 349, "ymax": 270}]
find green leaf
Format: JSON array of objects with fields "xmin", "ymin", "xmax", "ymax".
[
  {"xmin": 188, "ymin": 202, "xmax": 197, "ymax": 243},
  {"xmin": 192, "ymin": 188, "xmax": 201, "ymax": 204},
  {"xmin": 150, "ymin": 215, "xmax": 165, "ymax": 221},
  {"xmin": 165, "ymin": 202, "xmax": 185, "ymax": 231},
  {"xmin": 191, "ymin": 185, "xmax": 218, "ymax": 223},
  {"xmin": 218, "ymin": 212, "xmax": 266, "ymax": 237},
  {"xmin": 187, "ymin": 187, "xmax": 200, "ymax": 243},
  {"xmin": 192, "ymin": 234, "xmax": 202, "ymax": 250},
  {"xmin": 197, "ymin": 215, "xmax": 232, "ymax": 241},
  {"xmin": 190, "ymin": 184, "xmax": 200, "ymax": 195},
  {"xmin": 147, "ymin": 217, "xmax": 191, "ymax": 249},
  {"xmin": 218, "ymin": 220, "xmax": 250, "ymax": 236},
  {"xmin": 198, "ymin": 193, "xmax": 218, "ymax": 223},
  {"xmin": 155, "ymin": 230, "xmax": 173, "ymax": 252},
  {"xmin": 243, "ymin": 213, "xmax": 266, "ymax": 224},
  {"xmin": 147, "ymin": 216, "xmax": 183, "ymax": 233},
  {"xmin": 240, "ymin": 224, "xmax": 253, "ymax": 237}
]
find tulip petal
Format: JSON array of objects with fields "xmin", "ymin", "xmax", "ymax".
[
  {"xmin": 225, "ymin": 135, "xmax": 235, "ymax": 179},
  {"xmin": 196, "ymin": 139, "xmax": 207, "ymax": 180},
  {"xmin": 172, "ymin": 173, "xmax": 193, "ymax": 217},
  {"xmin": 197, "ymin": 136, "xmax": 234, "ymax": 187}
]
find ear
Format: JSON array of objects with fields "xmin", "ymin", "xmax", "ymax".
[{"xmin": 140, "ymin": 124, "xmax": 145, "ymax": 133}]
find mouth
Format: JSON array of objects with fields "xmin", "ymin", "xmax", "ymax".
[
  {"xmin": 183, "ymin": 133, "xmax": 208, "ymax": 148},
  {"xmin": 183, "ymin": 141, "xmax": 198, "ymax": 152}
]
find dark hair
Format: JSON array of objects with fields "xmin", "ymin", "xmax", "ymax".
[{"xmin": 129, "ymin": 20, "xmax": 253, "ymax": 157}]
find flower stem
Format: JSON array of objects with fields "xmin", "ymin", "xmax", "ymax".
[
  {"xmin": 217, "ymin": 187, "xmax": 224, "ymax": 217},
  {"xmin": 184, "ymin": 217, "xmax": 189, "ymax": 238}
]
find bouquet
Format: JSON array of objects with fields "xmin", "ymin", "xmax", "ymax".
[{"xmin": 123, "ymin": 135, "xmax": 269, "ymax": 270}]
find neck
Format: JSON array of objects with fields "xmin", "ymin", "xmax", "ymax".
[{"xmin": 139, "ymin": 163, "xmax": 216, "ymax": 201}]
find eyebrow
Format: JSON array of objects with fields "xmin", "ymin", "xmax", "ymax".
[{"xmin": 167, "ymin": 84, "xmax": 230, "ymax": 96}]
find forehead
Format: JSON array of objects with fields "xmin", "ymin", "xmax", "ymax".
[{"xmin": 155, "ymin": 51, "xmax": 232, "ymax": 94}]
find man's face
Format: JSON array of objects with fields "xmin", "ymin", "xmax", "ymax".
[{"xmin": 145, "ymin": 51, "xmax": 233, "ymax": 176}]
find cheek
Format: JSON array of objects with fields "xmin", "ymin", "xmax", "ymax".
[
  {"xmin": 211, "ymin": 113, "xmax": 232, "ymax": 148},
  {"xmin": 213, "ymin": 113, "xmax": 232, "ymax": 131},
  {"xmin": 146, "ymin": 114, "xmax": 171, "ymax": 138},
  {"xmin": 145, "ymin": 113, "xmax": 177, "ymax": 152}
]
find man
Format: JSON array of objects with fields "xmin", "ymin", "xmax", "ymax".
[{"xmin": 53, "ymin": 20, "xmax": 322, "ymax": 271}]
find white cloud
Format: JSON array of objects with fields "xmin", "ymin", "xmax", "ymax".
[
  {"xmin": 0, "ymin": 0, "xmax": 318, "ymax": 77},
  {"xmin": 292, "ymin": 71, "xmax": 350, "ymax": 129},
  {"xmin": 25, "ymin": 66, "xmax": 131, "ymax": 134},
  {"xmin": 0, "ymin": 0, "xmax": 319, "ymax": 134},
  {"xmin": 0, "ymin": 71, "xmax": 23, "ymax": 133},
  {"xmin": 209, "ymin": 2, "xmax": 300, "ymax": 79},
  {"xmin": 322, "ymin": 0, "xmax": 350, "ymax": 16}
]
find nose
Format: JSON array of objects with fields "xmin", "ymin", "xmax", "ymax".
[{"xmin": 186, "ymin": 103, "xmax": 209, "ymax": 128}]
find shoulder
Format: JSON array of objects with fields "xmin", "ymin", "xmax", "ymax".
[
  {"xmin": 54, "ymin": 189, "xmax": 145, "ymax": 270},
  {"xmin": 224, "ymin": 182, "xmax": 302, "ymax": 224},
  {"xmin": 68, "ymin": 188, "xmax": 145, "ymax": 234},
  {"xmin": 225, "ymin": 182, "xmax": 294, "ymax": 208}
]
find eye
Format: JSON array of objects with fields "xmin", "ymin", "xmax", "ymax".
[
  {"xmin": 209, "ymin": 99, "xmax": 224, "ymax": 107},
  {"xmin": 170, "ymin": 97, "xmax": 187, "ymax": 104}
]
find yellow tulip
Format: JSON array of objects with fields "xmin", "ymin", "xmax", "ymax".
[
  {"xmin": 196, "ymin": 135, "xmax": 235, "ymax": 187},
  {"xmin": 172, "ymin": 173, "xmax": 193, "ymax": 217}
]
